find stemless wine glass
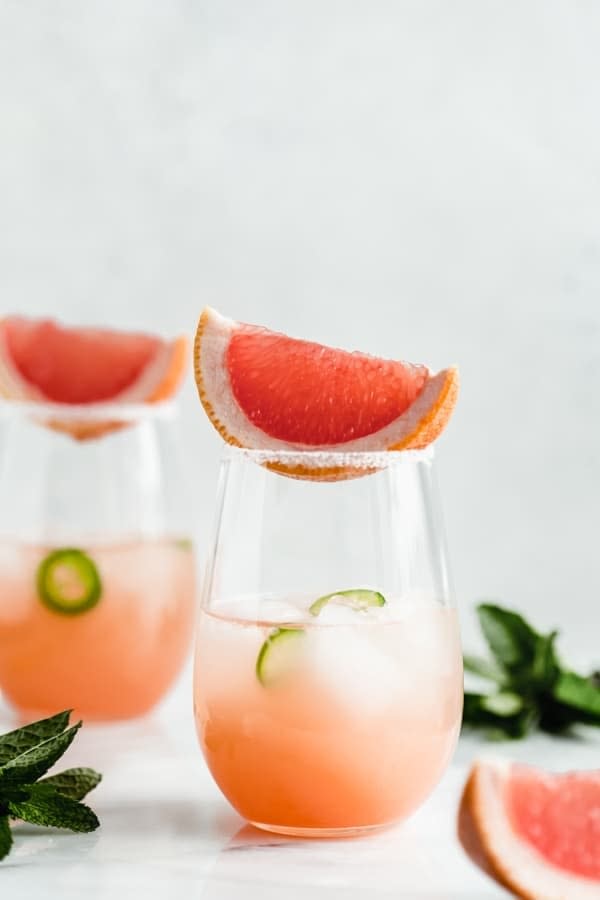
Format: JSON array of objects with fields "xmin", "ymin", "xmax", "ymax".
[
  {"xmin": 194, "ymin": 447, "xmax": 462, "ymax": 837},
  {"xmin": 0, "ymin": 401, "xmax": 196, "ymax": 721}
]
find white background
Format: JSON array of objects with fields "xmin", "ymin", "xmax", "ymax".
[{"xmin": 1, "ymin": 1, "xmax": 599, "ymax": 658}]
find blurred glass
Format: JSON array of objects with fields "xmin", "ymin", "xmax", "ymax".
[{"xmin": 0, "ymin": 401, "xmax": 196, "ymax": 721}]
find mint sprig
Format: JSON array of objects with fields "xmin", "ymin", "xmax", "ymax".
[
  {"xmin": 0, "ymin": 710, "xmax": 101, "ymax": 861},
  {"xmin": 40, "ymin": 767, "xmax": 102, "ymax": 801},
  {"xmin": 463, "ymin": 603, "xmax": 600, "ymax": 739},
  {"xmin": 0, "ymin": 709, "xmax": 71, "ymax": 764}
]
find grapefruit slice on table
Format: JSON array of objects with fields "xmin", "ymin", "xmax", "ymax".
[
  {"xmin": 459, "ymin": 758, "xmax": 600, "ymax": 899},
  {"xmin": 0, "ymin": 317, "xmax": 187, "ymax": 439},
  {"xmin": 194, "ymin": 307, "xmax": 458, "ymax": 475}
]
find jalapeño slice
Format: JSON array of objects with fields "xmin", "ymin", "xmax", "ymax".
[{"xmin": 36, "ymin": 548, "xmax": 102, "ymax": 616}]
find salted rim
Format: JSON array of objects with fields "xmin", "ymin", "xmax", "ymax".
[
  {"xmin": 225, "ymin": 444, "xmax": 435, "ymax": 467},
  {"xmin": 0, "ymin": 399, "xmax": 178, "ymax": 422}
]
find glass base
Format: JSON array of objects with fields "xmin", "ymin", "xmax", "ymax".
[
  {"xmin": 250, "ymin": 821, "xmax": 394, "ymax": 839},
  {"xmin": 6, "ymin": 702, "xmax": 157, "ymax": 726}
]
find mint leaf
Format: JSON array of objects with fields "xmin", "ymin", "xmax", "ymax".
[
  {"xmin": 463, "ymin": 654, "xmax": 505, "ymax": 684},
  {"xmin": 462, "ymin": 692, "xmax": 536, "ymax": 739},
  {"xmin": 538, "ymin": 699, "xmax": 584, "ymax": 734},
  {"xmin": 0, "ymin": 816, "xmax": 12, "ymax": 861},
  {"xmin": 531, "ymin": 630, "xmax": 560, "ymax": 688},
  {"xmin": 0, "ymin": 712, "xmax": 101, "ymax": 862},
  {"xmin": 463, "ymin": 692, "xmax": 487, "ymax": 718},
  {"xmin": 477, "ymin": 604, "xmax": 539, "ymax": 672},
  {"xmin": 0, "ymin": 711, "xmax": 71, "ymax": 766},
  {"xmin": 0, "ymin": 723, "xmax": 81, "ymax": 787},
  {"xmin": 553, "ymin": 672, "xmax": 600, "ymax": 720},
  {"xmin": 7, "ymin": 784, "xmax": 99, "ymax": 833},
  {"xmin": 480, "ymin": 692, "xmax": 524, "ymax": 717},
  {"xmin": 464, "ymin": 601, "xmax": 600, "ymax": 740},
  {"xmin": 40, "ymin": 768, "xmax": 101, "ymax": 801}
]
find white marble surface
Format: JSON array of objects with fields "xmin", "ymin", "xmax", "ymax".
[{"xmin": 2, "ymin": 673, "xmax": 599, "ymax": 899}]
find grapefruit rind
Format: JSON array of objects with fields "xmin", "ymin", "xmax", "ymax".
[
  {"xmin": 461, "ymin": 759, "xmax": 600, "ymax": 900},
  {"xmin": 0, "ymin": 320, "xmax": 187, "ymax": 441},
  {"xmin": 194, "ymin": 307, "xmax": 458, "ymax": 478}
]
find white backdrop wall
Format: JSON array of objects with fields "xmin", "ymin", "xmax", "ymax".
[{"xmin": 1, "ymin": 1, "xmax": 599, "ymax": 658}]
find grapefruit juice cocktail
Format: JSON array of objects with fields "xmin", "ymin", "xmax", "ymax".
[
  {"xmin": 193, "ymin": 309, "xmax": 462, "ymax": 836},
  {"xmin": 194, "ymin": 447, "xmax": 463, "ymax": 836},
  {"xmin": 0, "ymin": 318, "xmax": 195, "ymax": 721},
  {"xmin": 196, "ymin": 592, "xmax": 462, "ymax": 835},
  {"xmin": 0, "ymin": 536, "xmax": 195, "ymax": 720}
]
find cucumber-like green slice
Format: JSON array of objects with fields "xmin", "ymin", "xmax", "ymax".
[
  {"xmin": 36, "ymin": 548, "xmax": 102, "ymax": 616},
  {"xmin": 309, "ymin": 588, "xmax": 386, "ymax": 617},
  {"xmin": 256, "ymin": 627, "xmax": 306, "ymax": 687}
]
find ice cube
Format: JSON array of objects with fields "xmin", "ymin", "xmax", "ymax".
[
  {"xmin": 313, "ymin": 602, "xmax": 369, "ymax": 626},
  {"xmin": 402, "ymin": 606, "xmax": 459, "ymax": 676},
  {"xmin": 361, "ymin": 609, "xmax": 461, "ymax": 721},
  {"xmin": 255, "ymin": 596, "xmax": 308, "ymax": 625},
  {"xmin": 211, "ymin": 595, "xmax": 305, "ymax": 625},
  {"xmin": 308, "ymin": 625, "xmax": 402, "ymax": 715}
]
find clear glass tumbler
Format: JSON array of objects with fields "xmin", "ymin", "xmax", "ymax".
[
  {"xmin": 0, "ymin": 401, "xmax": 196, "ymax": 721},
  {"xmin": 194, "ymin": 447, "xmax": 462, "ymax": 837}
]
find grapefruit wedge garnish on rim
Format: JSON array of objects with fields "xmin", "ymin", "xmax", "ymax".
[
  {"xmin": 459, "ymin": 758, "xmax": 600, "ymax": 899},
  {"xmin": 194, "ymin": 307, "xmax": 458, "ymax": 474},
  {"xmin": 0, "ymin": 317, "xmax": 187, "ymax": 439}
]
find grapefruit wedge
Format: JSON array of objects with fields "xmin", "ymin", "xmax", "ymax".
[
  {"xmin": 194, "ymin": 308, "xmax": 458, "ymax": 474},
  {"xmin": 459, "ymin": 759, "xmax": 600, "ymax": 900},
  {"xmin": 0, "ymin": 317, "xmax": 187, "ymax": 439}
]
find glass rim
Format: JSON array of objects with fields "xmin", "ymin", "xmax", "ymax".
[
  {"xmin": 0, "ymin": 398, "xmax": 178, "ymax": 422},
  {"xmin": 224, "ymin": 444, "xmax": 434, "ymax": 467}
]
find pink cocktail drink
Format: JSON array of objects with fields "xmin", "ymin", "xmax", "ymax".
[
  {"xmin": 0, "ymin": 538, "xmax": 195, "ymax": 720},
  {"xmin": 195, "ymin": 595, "xmax": 462, "ymax": 836}
]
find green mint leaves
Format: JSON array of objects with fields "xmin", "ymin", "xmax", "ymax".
[
  {"xmin": 40, "ymin": 767, "xmax": 102, "ymax": 801},
  {"xmin": 0, "ymin": 815, "xmax": 12, "ymax": 860},
  {"xmin": 463, "ymin": 603, "xmax": 600, "ymax": 739},
  {"xmin": 6, "ymin": 784, "xmax": 99, "ymax": 832},
  {"xmin": 0, "ymin": 710, "xmax": 101, "ymax": 861},
  {"xmin": 0, "ymin": 710, "xmax": 71, "ymax": 764}
]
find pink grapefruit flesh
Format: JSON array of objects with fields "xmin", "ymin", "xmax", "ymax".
[
  {"xmin": 3, "ymin": 318, "xmax": 161, "ymax": 404},
  {"xmin": 0, "ymin": 317, "xmax": 187, "ymax": 439},
  {"xmin": 506, "ymin": 767, "xmax": 600, "ymax": 880},
  {"xmin": 0, "ymin": 317, "xmax": 187, "ymax": 406},
  {"xmin": 194, "ymin": 308, "xmax": 458, "ymax": 463},
  {"xmin": 460, "ymin": 759, "xmax": 600, "ymax": 900},
  {"xmin": 227, "ymin": 326, "xmax": 429, "ymax": 445}
]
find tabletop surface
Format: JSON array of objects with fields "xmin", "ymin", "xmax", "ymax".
[{"xmin": 1, "ymin": 674, "xmax": 598, "ymax": 900}]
